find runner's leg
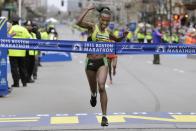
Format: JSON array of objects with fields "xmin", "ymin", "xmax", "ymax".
[
  {"xmin": 107, "ymin": 58, "xmax": 112, "ymax": 84},
  {"xmin": 112, "ymin": 57, "xmax": 117, "ymax": 76},
  {"xmin": 86, "ymin": 70, "xmax": 98, "ymax": 107},
  {"xmin": 86, "ymin": 70, "xmax": 97, "ymax": 96},
  {"xmin": 97, "ymin": 66, "xmax": 108, "ymax": 115}
]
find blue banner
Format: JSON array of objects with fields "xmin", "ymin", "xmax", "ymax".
[
  {"xmin": 0, "ymin": 38, "xmax": 196, "ymax": 54},
  {"xmin": 0, "ymin": 38, "xmax": 115, "ymax": 54},
  {"xmin": 116, "ymin": 43, "xmax": 196, "ymax": 54}
]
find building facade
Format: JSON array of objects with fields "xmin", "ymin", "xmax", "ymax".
[{"xmin": 23, "ymin": 0, "xmax": 47, "ymax": 10}]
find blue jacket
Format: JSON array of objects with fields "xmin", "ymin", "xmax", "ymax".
[{"xmin": 152, "ymin": 29, "xmax": 162, "ymax": 44}]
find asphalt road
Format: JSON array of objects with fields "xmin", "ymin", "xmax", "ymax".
[{"xmin": 0, "ymin": 24, "xmax": 196, "ymax": 131}]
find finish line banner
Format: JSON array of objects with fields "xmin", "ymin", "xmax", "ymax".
[
  {"xmin": 116, "ymin": 43, "xmax": 196, "ymax": 54},
  {"xmin": 0, "ymin": 38, "xmax": 114, "ymax": 54},
  {"xmin": 0, "ymin": 38, "xmax": 196, "ymax": 54}
]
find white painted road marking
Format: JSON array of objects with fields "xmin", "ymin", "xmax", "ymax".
[{"xmin": 173, "ymin": 68, "xmax": 185, "ymax": 73}]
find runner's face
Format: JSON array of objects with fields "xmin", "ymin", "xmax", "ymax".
[{"xmin": 99, "ymin": 14, "xmax": 111, "ymax": 30}]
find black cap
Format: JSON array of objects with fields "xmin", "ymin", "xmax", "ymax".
[{"xmin": 11, "ymin": 15, "xmax": 20, "ymax": 22}]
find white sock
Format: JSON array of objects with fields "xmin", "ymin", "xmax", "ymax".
[
  {"xmin": 91, "ymin": 92, "xmax": 96, "ymax": 97},
  {"xmin": 102, "ymin": 115, "xmax": 107, "ymax": 118}
]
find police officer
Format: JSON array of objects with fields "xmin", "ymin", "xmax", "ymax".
[
  {"xmin": 113, "ymin": 28, "xmax": 120, "ymax": 38},
  {"xmin": 24, "ymin": 20, "xmax": 37, "ymax": 83},
  {"xmin": 32, "ymin": 22, "xmax": 41, "ymax": 80},
  {"xmin": 40, "ymin": 28, "xmax": 49, "ymax": 40},
  {"xmin": 9, "ymin": 16, "xmax": 31, "ymax": 87},
  {"xmin": 47, "ymin": 24, "xmax": 58, "ymax": 40},
  {"xmin": 145, "ymin": 28, "xmax": 152, "ymax": 43},
  {"xmin": 172, "ymin": 29, "xmax": 179, "ymax": 43},
  {"xmin": 39, "ymin": 27, "xmax": 49, "ymax": 66},
  {"xmin": 162, "ymin": 31, "xmax": 172, "ymax": 43},
  {"xmin": 137, "ymin": 28, "xmax": 145, "ymax": 43},
  {"xmin": 125, "ymin": 30, "xmax": 133, "ymax": 42}
]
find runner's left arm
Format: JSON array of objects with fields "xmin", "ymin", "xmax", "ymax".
[{"xmin": 109, "ymin": 31, "xmax": 128, "ymax": 42}]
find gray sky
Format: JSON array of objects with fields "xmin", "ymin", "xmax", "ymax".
[{"xmin": 47, "ymin": 0, "xmax": 67, "ymax": 12}]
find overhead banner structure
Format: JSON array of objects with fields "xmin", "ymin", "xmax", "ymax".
[
  {"xmin": 0, "ymin": 17, "xmax": 196, "ymax": 96},
  {"xmin": 1, "ymin": 38, "xmax": 196, "ymax": 55}
]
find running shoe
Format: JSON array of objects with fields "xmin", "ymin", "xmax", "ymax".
[
  {"xmin": 27, "ymin": 78, "xmax": 34, "ymax": 83},
  {"xmin": 90, "ymin": 94, "xmax": 97, "ymax": 107},
  {"xmin": 23, "ymin": 83, "xmax": 27, "ymax": 87},
  {"xmin": 101, "ymin": 116, "xmax": 108, "ymax": 126},
  {"xmin": 11, "ymin": 84, "xmax": 19, "ymax": 87}
]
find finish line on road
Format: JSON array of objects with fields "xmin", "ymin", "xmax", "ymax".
[{"xmin": 0, "ymin": 112, "xmax": 196, "ymax": 129}]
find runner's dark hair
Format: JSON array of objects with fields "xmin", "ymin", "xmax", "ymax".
[
  {"xmin": 100, "ymin": 8, "xmax": 111, "ymax": 16},
  {"xmin": 97, "ymin": 6, "xmax": 111, "ymax": 16}
]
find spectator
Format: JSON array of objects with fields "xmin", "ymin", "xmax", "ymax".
[{"xmin": 152, "ymin": 27, "xmax": 162, "ymax": 64}]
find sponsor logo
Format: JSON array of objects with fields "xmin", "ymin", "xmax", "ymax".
[
  {"xmin": 156, "ymin": 46, "xmax": 165, "ymax": 53},
  {"xmin": 72, "ymin": 43, "xmax": 82, "ymax": 51}
]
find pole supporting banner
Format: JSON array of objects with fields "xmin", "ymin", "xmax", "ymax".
[{"xmin": 0, "ymin": 17, "xmax": 8, "ymax": 96}]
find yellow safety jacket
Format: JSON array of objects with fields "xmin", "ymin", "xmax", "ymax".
[
  {"xmin": 137, "ymin": 32, "xmax": 145, "ymax": 39},
  {"xmin": 163, "ymin": 34, "xmax": 171, "ymax": 43},
  {"xmin": 113, "ymin": 30, "xmax": 120, "ymax": 38},
  {"xmin": 126, "ymin": 32, "xmax": 133, "ymax": 41},
  {"xmin": 145, "ymin": 32, "xmax": 152, "ymax": 40},
  {"xmin": 41, "ymin": 31, "xmax": 49, "ymax": 40},
  {"xmin": 29, "ymin": 32, "xmax": 38, "ymax": 56},
  {"xmin": 172, "ymin": 34, "xmax": 179, "ymax": 43},
  {"xmin": 8, "ymin": 25, "xmax": 31, "ymax": 57}
]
